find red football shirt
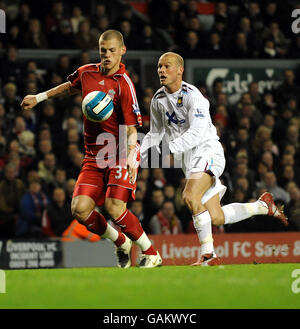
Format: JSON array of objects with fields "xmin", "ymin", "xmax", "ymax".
[{"xmin": 67, "ymin": 63, "xmax": 142, "ymax": 162}]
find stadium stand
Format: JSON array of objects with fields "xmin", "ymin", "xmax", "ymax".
[{"xmin": 0, "ymin": 0, "xmax": 300, "ymax": 240}]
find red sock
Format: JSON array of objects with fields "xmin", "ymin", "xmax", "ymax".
[
  {"xmin": 114, "ymin": 209, "xmax": 144, "ymax": 241},
  {"xmin": 114, "ymin": 210, "xmax": 157, "ymax": 255},
  {"xmin": 84, "ymin": 210, "xmax": 125, "ymax": 247},
  {"xmin": 114, "ymin": 232, "xmax": 126, "ymax": 247},
  {"xmin": 142, "ymin": 246, "xmax": 157, "ymax": 255},
  {"xmin": 84, "ymin": 210, "xmax": 107, "ymax": 235}
]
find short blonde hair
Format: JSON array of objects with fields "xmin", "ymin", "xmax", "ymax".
[
  {"xmin": 160, "ymin": 52, "xmax": 184, "ymax": 68},
  {"xmin": 99, "ymin": 29, "xmax": 124, "ymax": 46}
]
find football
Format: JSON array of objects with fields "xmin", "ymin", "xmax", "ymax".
[{"xmin": 82, "ymin": 91, "xmax": 114, "ymax": 122}]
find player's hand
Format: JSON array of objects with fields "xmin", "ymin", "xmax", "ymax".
[
  {"xmin": 21, "ymin": 95, "xmax": 37, "ymax": 110},
  {"xmin": 127, "ymin": 163, "xmax": 137, "ymax": 185},
  {"xmin": 127, "ymin": 145, "xmax": 140, "ymax": 184}
]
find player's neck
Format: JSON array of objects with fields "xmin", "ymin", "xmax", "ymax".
[
  {"xmin": 101, "ymin": 63, "xmax": 121, "ymax": 76},
  {"xmin": 164, "ymin": 80, "xmax": 182, "ymax": 94}
]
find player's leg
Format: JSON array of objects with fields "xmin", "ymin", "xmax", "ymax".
[
  {"xmin": 205, "ymin": 192, "xmax": 288, "ymax": 227},
  {"xmin": 104, "ymin": 192, "xmax": 162, "ymax": 268},
  {"xmin": 71, "ymin": 195, "xmax": 125, "ymax": 245},
  {"xmin": 182, "ymin": 172, "xmax": 216, "ymax": 258},
  {"xmin": 72, "ymin": 164, "xmax": 132, "ymax": 268}
]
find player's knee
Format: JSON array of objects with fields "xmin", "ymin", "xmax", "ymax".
[
  {"xmin": 182, "ymin": 190, "xmax": 193, "ymax": 208},
  {"xmin": 211, "ymin": 211, "xmax": 225, "ymax": 226},
  {"xmin": 104, "ymin": 198, "xmax": 126, "ymax": 220},
  {"xmin": 71, "ymin": 197, "xmax": 93, "ymax": 223},
  {"xmin": 182, "ymin": 190, "xmax": 203, "ymax": 211}
]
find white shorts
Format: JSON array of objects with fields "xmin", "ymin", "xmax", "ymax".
[{"xmin": 178, "ymin": 139, "xmax": 227, "ymax": 204}]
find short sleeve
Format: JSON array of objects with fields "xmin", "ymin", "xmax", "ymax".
[
  {"xmin": 67, "ymin": 69, "xmax": 82, "ymax": 90},
  {"xmin": 120, "ymin": 75, "xmax": 142, "ymax": 127}
]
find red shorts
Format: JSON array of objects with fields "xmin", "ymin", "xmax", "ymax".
[{"xmin": 73, "ymin": 159, "xmax": 137, "ymax": 206}]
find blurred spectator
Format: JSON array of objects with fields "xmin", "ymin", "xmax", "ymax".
[
  {"xmin": 238, "ymin": 16, "xmax": 260, "ymax": 56},
  {"xmin": 49, "ymin": 19, "xmax": 75, "ymax": 49},
  {"xmin": 129, "ymin": 200, "xmax": 145, "ymax": 223},
  {"xmin": 42, "ymin": 187, "xmax": 72, "ymax": 237},
  {"xmin": 91, "ymin": 16, "xmax": 111, "ymax": 41},
  {"xmin": 118, "ymin": 20, "xmax": 137, "ymax": 50},
  {"xmin": 205, "ymin": 32, "xmax": 225, "ymax": 59},
  {"xmin": 38, "ymin": 152, "xmax": 57, "ymax": 185},
  {"xmin": 275, "ymin": 70, "xmax": 300, "ymax": 105},
  {"xmin": 183, "ymin": 0, "xmax": 199, "ymax": 20},
  {"xmin": 54, "ymin": 55, "xmax": 73, "ymax": 79},
  {"xmin": 48, "ymin": 167, "xmax": 68, "ymax": 194},
  {"xmin": 16, "ymin": 178, "xmax": 49, "ymax": 237},
  {"xmin": 149, "ymin": 201, "xmax": 182, "ymax": 234},
  {"xmin": 23, "ymin": 19, "xmax": 48, "ymax": 49},
  {"xmin": 288, "ymin": 36, "xmax": 300, "ymax": 59},
  {"xmin": 144, "ymin": 189, "xmax": 165, "ymax": 223},
  {"xmin": 245, "ymin": 1, "xmax": 264, "ymax": 32},
  {"xmin": 0, "ymin": 162, "xmax": 26, "ymax": 237},
  {"xmin": 66, "ymin": 178, "xmax": 76, "ymax": 204},
  {"xmin": 12, "ymin": 3, "xmax": 32, "ymax": 32},
  {"xmin": 262, "ymin": 22, "xmax": 289, "ymax": 57},
  {"xmin": 252, "ymin": 125, "xmax": 272, "ymax": 157},
  {"xmin": 66, "ymin": 151, "xmax": 84, "ymax": 179},
  {"xmin": 261, "ymin": 171, "xmax": 290, "ymax": 204},
  {"xmin": 286, "ymin": 185, "xmax": 300, "ymax": 230},
  {"xmin": 45, "ymin": 0, "xmax": 69, "ymax": 33},
  {"xmin": 116, "ymin": 4, "xmax": 144, "ymax": 33},
  {"xmin": 0, "ymin": 46, "xmax": 23, "ymax": 88},
  {"xmin": 135, "ymin": 180, "xmax": 147, "ymax": 201},
  {"xmin": 73, "ymin": 19, "xmax": 98, "ymax": 50},
  {"xmin": 259, "ymin": 39, "xmax": 279, "ymax": 59},
  {"xmin": 231, "ymin": 32, "xmax": 251, "ymax": 58},
  {"xmin": 6, "ymin": 25, "xmax": 23, "ymax": 49},
  {"xmin": 137, "ymin": 25, "xmax": 163, "ymax": 50},
  {"xmin": 260, "ymin": 151, "xmax": 275, "ymax": 172},
  {"xmin": 150, "ymin": 168, "xmax": 167, "ymax": 190},
  {"xmin": 163, "ymin": 184, "xmax": 176, "ymax": 202},
  {"xmin": 70, "ymin": 5, "xmax": 86, "ymax": 34},
  {"xmin": 262, "ymin": 2, "xmax": 280, "ymax": 27},
  {"xmin": 179, "ymin": 30, "xmax": 202, "ymax": 59},
  {"xmin": 248, "ymin": 82, "xmax": 262, "ymax": 107}
]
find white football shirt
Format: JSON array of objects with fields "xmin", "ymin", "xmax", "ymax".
[{"xmin": 141, "ymin": 81, "xmax": 219, "ymax": 156}]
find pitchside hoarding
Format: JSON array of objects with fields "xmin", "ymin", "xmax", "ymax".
[
  {"xmin": 132, "ymin": 233, "xmax": 300, "ymax": 265},
  {"xmin": 0, "ymin": 239, "xmax": 63, "ymax": 269}
]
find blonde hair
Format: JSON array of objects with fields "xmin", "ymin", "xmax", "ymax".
[
  {"xmin": 99, "ymin": 29, "xmax": 124, "ymax": 46},
  {"xmin": 160, "ymin": 52, "xmax": 184, "ymax": 68}
]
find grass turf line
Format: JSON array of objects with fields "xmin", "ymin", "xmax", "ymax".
[{"xmin": 0, "ymin": 264, "xmax": 300, "ymax": 309}]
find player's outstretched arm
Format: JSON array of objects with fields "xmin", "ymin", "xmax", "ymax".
[{"xmin": 21, "ymin": 81, "xmax": 80, "ymax": 110}]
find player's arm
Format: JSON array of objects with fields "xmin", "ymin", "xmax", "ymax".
[
  {"xmin": 126, "ymin": 125, "xmax": 139, "ymax": 184},
  {"xmin": 140, "ymin": 98, "xmax": 164, "ymax": 155},
  {"xmin": 168, "ymin": 95, "xmax": 209, "ymax": 154},
  {"xmin": 21, "ymin": 82, "xmax": 80, "ymax": 110}
]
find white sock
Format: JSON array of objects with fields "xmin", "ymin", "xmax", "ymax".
[
  {"xmin": 134, "ymin": 232, "xmax": 152, "ymax": 252},
  {"xmin": 193, "ymin": 211, "xmax": 214, "ymax": 255},
  {"xmin": 222, "ymin": 200, "xmax": 268, "ymax": 225},
  {"xmin": 101, "ymin": 224, "xmax": 120, "ymax": 242}
]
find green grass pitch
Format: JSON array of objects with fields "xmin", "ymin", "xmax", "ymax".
[{"xmin": 1, "ymin": 264, "xmax": 300, "ymax": 309}]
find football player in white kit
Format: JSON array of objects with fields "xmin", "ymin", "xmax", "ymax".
[{"xmin": 141, "ymin": 52, "xmax": 288, "ymax": 266}]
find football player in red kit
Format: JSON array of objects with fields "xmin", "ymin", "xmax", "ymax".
[{"xmin": 21, "ymin": 30, "xmax": 162, "ymax": 268}]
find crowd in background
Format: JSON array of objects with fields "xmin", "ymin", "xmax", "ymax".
[
  {"xmin": 1, "ymin": 0, "xmax": 300, "ymax": 59},
  {"xmin": 0, "ymin": 0, "xmax": 300, "ymax": 239}
]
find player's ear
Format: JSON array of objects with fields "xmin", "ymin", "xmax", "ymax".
[{"xmin": 121, "ymin": 45, "xmax": 126, "ymax": 56}]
